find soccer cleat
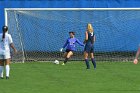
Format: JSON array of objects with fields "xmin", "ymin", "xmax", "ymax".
[
  {"xmin": 6, "ymin": 76, "xmax": 9, "ymax": 79},
  {"xmin": 62, "ymin": 63, "xmax": 65, "ymax": 65},
  {"xmin": 86, "ymin": 67, "xmax": 90, "ymax": 69}
]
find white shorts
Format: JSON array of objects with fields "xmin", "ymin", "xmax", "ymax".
[
  {"xmin": 0, "ymin": 54, "xmax": 11, "ymax": 59},
  {"xmin": 0, "ymin": 50, "xmax": 11, "ymax": 59}
]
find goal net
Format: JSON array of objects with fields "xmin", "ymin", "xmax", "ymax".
[{"xmin": 5, "ymin": 8, "xmax": 140, "ymax": 62}]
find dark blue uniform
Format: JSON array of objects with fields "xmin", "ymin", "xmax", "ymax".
[
  {"xmin": 84, "ymin": 32, "xmax": 95, "ymax": 53},
  {"xmin": 84, "ymin": 31, "xmax": 96, "ymax": 69}
]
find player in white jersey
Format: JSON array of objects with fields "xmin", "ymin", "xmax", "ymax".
[{"xmin": 0, "ymin": 26, "xmax": 17, "ymax": 79}]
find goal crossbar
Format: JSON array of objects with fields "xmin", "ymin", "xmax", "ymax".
[{"xmin": 5, "ymin": 8, "xmax": 140, "ymax": 11}]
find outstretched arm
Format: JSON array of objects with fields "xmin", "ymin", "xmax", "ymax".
[
  {"xmin": 62, "ymin": 39, "xmax": 68, "ymax": 48},
  {"xmin": 60, "ymin": 39, "xmax": 68, "ymax": 52},
  {"xmin": 76, "ymin": 39, "xmax": 84, "ymax": 46}
]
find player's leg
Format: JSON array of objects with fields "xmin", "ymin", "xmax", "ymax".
[
  {"xmin": 62, "ymin": 52, "xmax": 68, "ymax": 65},
  {"xmin": 5, "ymin": 58, "xmax": 10, "ymax": 79},
  {"xmin": 64, "ymin": 51, "xmax": 73, "ymax": 64},
  {"xmin": 90, "ymin": 47, "xmax": 96, "ymax": 69},
  {"xmin": 0, "ymin": 58, "xmax": 4, "ymax": 79},
  {"xmin": 84, "ymin": 45, "xmax": 90, "ymax": 69},
  {"xmin": 63, "ymin": 52, "xmax": 68, "ymax": 58},
  {"xmin": 62, "ymin": 51, "xmax": 68, "ymax": 65},
  {"xmin": 84, "ymin": 51, "xmax": 90, "ymax": 69},
  {"xmin": 90, "ymin": 53, "xmax": 96, "ymax": 69}
]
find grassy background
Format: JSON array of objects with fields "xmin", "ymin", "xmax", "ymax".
[{"xmin": 0, "ymin": 61, "xmax": 140, "ymax": 93}]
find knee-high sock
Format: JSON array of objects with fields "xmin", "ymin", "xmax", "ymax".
[
  {"xmin": 91, "ymin": 58, "xmax": 96, "ymax": 68},
  {"xmin": 85, "ymin": 59, "xmax": 90, "ymax": 69},
  {"xmin": 64, "ymin": 58, "xmax": 69, "ymax": 64},
  {"xmin": 0, "ymin": 66, "xmax": 4, "ymax": 77},
  {"xmin": 6, "ymin": 65, "xmax": 10, "ymax": 77}
]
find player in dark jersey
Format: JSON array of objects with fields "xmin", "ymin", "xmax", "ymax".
[
  {"xmin": 84, "ymin": 23, "xmax": 96, "ymax": 69},
  {"xmin": 60, "ymin": 32, "xmax": 84, "ymax": 65}
]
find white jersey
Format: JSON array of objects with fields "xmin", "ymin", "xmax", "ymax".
[{"xmin": 0, "ymin": 33, "xmax": 13, "ymax": 56}]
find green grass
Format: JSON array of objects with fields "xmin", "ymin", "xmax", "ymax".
[{"xmin": 0, "ymin": 61, "xmax": 140, "ymax": 93}]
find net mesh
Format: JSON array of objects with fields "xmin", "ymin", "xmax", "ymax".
[{"xmin": 6, "ymin": 9, "xmax": 140, "ymax": 62}]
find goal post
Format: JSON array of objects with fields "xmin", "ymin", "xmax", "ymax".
[
  {"xmin": 5, "ymin": 8, "xmax": 26, "ymax": 63},
  {"xmin": 4, "ymin": 8, "xmax": 140, "ymax": 62}
]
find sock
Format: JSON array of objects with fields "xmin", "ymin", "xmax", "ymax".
[
  {"xmin": 85, "ymin": 59, "xmax": 90, "ymax": 69},
  {"xmin": 0, "ymin": 66, "xmax": 4, "ymax": 77},
  {"xmin": 64, "ymin": 58, "xmax": 69, "ymax": 64},
  {"xmin": 91, "ymin": 58, "xmax": 96, "ymax": 69},
  {"xmin": 6, "ymin": 65, "xmax": 10, "ymax": 77}
]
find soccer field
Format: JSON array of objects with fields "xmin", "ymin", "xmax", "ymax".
[{"xmin": 0, "ymin": 61, "xmax": 140, "ymax": 93}]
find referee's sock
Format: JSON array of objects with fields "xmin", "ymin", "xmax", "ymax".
[
  {"xmin": 91, "ymin": 58, "xmax": 96, "ymax": 69},
  {"xmin": 64, "ymin": 58, "xmax": 69, "ymax": 64},
  {"xmin": 85, "ymin": 59, "xmax": 90, "ymax": 69}
]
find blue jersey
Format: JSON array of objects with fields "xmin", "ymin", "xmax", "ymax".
[{"xmin": 63, "ymin": 37, "xmax": 84, "ymax": 51}]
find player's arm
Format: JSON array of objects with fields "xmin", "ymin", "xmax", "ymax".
[
  {"xmin": 60, "ymin": 39, "xmax": 68, "ymax": 52},
  {"xmin": 63, "ymin": 39, "xmax": 68, "ymax": 48},
  {"xmin": 9, "ymin": 35, "xmax": 17, "ymax": 54},
  {"xmin": 76, "ymin": 39, "xmax": 84, "ymax": 46},
  {"xmin": 10, "ymin": 43, "xmax": 17, "ymax": 54},
  {"xmin": 83, "ymin": 31, "xmax": 88, "ymax": 44}
]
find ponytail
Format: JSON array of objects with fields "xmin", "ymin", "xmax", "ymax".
[{"xmin": 2, "ymin": 26, "xmax": 8, "ymax": 41}]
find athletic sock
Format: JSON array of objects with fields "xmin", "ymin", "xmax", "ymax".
[
  {"xmin": 85, "ymin": 59, "xmax": 90, "ymax": 69},
  {"xmin": 91, "ymin": 58, "xmax": 96, "ymax": 69},
  {"xmin": 6, "ymin": 65, "xmax": 10, "ymax": 77},
  {"xmin": 64, "ymin": 58, "xmax": 69, "ymax": 64},
  {"xmin": 0, "ymin": 66, "xmax": 4, "ymax": 78}
]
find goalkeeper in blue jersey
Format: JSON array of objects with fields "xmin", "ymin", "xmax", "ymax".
[
  {"xmin": 60, "ymin": 32, "xmax": 84, "ymax": 65},
  {"xmin": 83, "ymin": 23, "xmax": 96, "ymax": 69}
]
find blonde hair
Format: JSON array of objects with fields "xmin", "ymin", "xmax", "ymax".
[{"xmin": 87, "ymin": 23, "xmax": 93, "ymax": 33}]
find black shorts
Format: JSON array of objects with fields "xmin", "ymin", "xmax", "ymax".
[{"xmin": 65, "ymin": 49, "xmax": 73, "ymax": 53}]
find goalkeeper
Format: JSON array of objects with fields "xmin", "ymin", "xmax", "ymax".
[
  {"xmin": 133, "ymin": 44, "xmax": 140, "ymax": 64},
  {"xmin": 60, "ymin": 32, "xmax": 84, "ymax": 65}
]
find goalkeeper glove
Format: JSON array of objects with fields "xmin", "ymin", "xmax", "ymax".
[{"xmin": 60, "ymin": 48, "xmax": 63, "ymax": 52}]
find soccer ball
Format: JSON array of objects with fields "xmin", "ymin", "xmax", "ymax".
[{"xmin": 53, "ymin": 60, "xmax": 59, "ymax": 64}]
